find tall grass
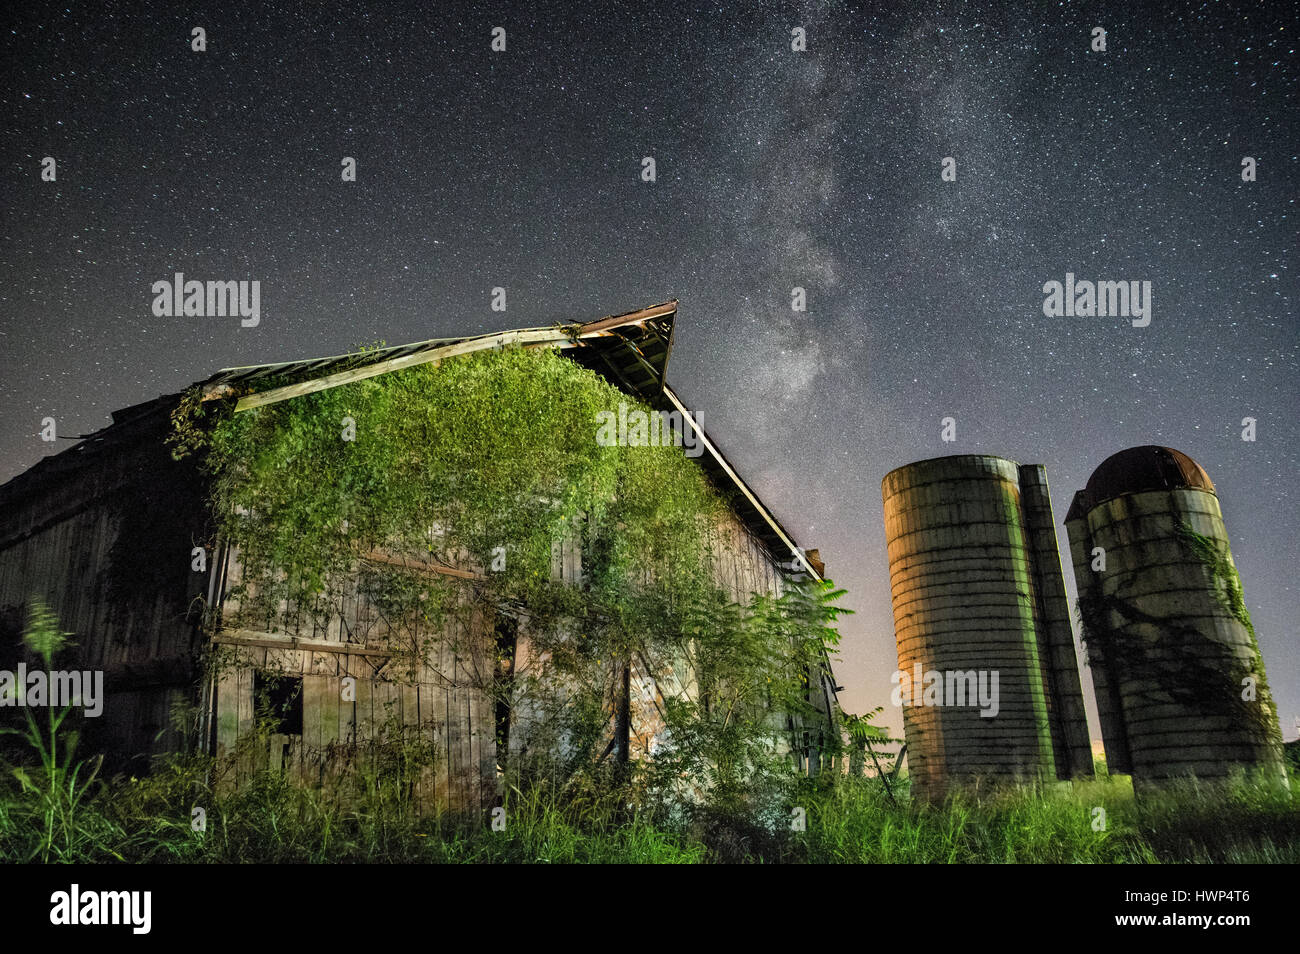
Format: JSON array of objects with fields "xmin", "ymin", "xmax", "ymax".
[
  {"xmin": 2, "ymin": 749, "xmax": 1295, "ymax": 863},
  {"xmin": 1, "ymin": 604, "xmax": 1294, "ymax": 864},
  {"xmin": 0, "ymin": 603, "xmax": 125, "ymax": 862}
]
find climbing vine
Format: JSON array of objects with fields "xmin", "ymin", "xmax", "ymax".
[
  {"xmin": 1076, "ymin": 521, "xmax": 1281, "ymax": 746},
  {"xmin": 1174, "ymin": 522, "xmax": 1282, "ymax": 745},
  {"xmin": 171, "ymin": 344, "xmax": 846, "ymax": 806}
]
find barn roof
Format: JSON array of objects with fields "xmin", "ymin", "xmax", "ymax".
[
  {"xmin": 198, "ymin": 301, "xmax": 679, "ymax": 411},
  {"xmin": 201, "ymin": 300, "xmax": 822, "ymax": 581},
  {"xmin": 2, "ymin": 301, "xmax": 823, "ymax": 582}
]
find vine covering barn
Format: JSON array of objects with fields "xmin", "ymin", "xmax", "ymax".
[{"xmin": 0, "ymin": 302, "xmax": 844, "ymax": 813}]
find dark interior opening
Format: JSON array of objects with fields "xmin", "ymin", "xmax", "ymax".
[
  {"xmin": 494, "ymin": 614, "xmax": 518, "ymax": 762},
  {"xmin": 254, "ymin": 671, "xmax": 303, "ymax": 736}
]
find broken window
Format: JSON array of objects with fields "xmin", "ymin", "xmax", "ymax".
[
  {"xmin": 254, "ymin": 671, "xmax": 303, "ymax": 736},
  {"xmin": 494, "ymin": 614, "xmax": 518, "ymax": 764}
]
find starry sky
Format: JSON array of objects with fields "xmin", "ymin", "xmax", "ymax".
[{"xmin": 2, "ymin": 1, "xmax": 1296, "ymax": 741}]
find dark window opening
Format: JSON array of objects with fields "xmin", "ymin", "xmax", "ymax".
[
  {"xmin": 494, "ymin": 615, "xmax": 518, "ymax": 760},
  {"xmin": 254, "ymin": 671, "xmax": 303, "ymax": 736}
]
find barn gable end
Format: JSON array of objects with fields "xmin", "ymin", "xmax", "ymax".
[{"xmin": 0, "ymin": 302, "xmax": 840, "ymax": 807}]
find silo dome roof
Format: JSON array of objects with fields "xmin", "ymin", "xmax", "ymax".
[{"xmin": 1084, "ymin": 446, "xmax": 1215, "ymax": 506}]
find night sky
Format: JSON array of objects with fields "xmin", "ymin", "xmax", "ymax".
[{"xmin": 3, "ymin": 1, "xmax": 1296, "ymax": 742}]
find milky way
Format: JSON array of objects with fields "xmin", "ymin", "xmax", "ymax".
[{"xmin": 2, "ymin": 1, "xmax": 1296, "ymax": 740}]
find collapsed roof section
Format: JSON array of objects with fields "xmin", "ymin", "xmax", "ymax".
[
  {"xmin": 198, "ymin": 301, "xmax": 676, "ymax": 412},
  {"xmin": 199, "ymin": 300, "xmax": 821, "ymax": 581},
  {"xmin": 0, "ymin": 301, "xmax": 821, "ymax": 582}
]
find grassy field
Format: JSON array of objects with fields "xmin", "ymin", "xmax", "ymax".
[{"xmin": 1, "ymin": 746, "xmax": 1296, "ymax": 863}]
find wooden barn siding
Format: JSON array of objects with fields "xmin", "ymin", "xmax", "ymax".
[
  {"xmin": 211, "ymin": 505, "xmax": 788, "ymax": 810},
  {"xmin": 623, "ymin": 514, "xmax": 787, "ymax": 758},
  {"xmin": 213, "ymin": 540, "xmax": 501, "ymax": 810},
  {"xmin": 505, "ymin": 511, "xmax": 788, "ymax": 764},
  {"xmin": 0, "ymin": 420, "xmax": 207, "ymax": 769},
  {"xmin": 211, "ymin": 646, "xmax": 496, "ymax": 808}
]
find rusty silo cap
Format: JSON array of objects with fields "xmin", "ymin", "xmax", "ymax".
[{"xmin": 1081, "ymin": 446, "xmax": 1216, "ymax": 511}]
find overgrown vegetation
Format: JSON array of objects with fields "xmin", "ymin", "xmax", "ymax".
[
  {"xmin": 0, "ymin": 604, "xmax": 116, "ymax": 862},
  {"xmin": 2, "ymin": 600, "xmax": 1296, "ymax": 864},
  {"xmin": 1175, "ymin": 521, "xmax": 1282, "ymax": 741},
  {"xmin": 1076, "ymin": 521, "xmax": 1284, "ymax": 748},
  {"xmin": 178, "ymin": 344, "xmax": 846, "ymax": 815},
  {"xmin": 8, "ymin": 347, "xmax": 1293, "ymax": 864},
  {"xmin": 3, "ymin": 747, "xmax": 1296, "ymax": 863}
]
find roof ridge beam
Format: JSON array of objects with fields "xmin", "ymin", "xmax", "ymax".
[
  {"xmin": 660, "ymin": 384, "xmax": 821, "ymax": 582},
  {"xmin": 219, "ymin": 328, "xmax": 571, "ymax": 410}
]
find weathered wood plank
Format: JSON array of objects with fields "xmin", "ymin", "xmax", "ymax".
[
  {"xmin": 301, "ymin": 674, "xmax": 323, "ymax": 784},
  {"xmin": 319, "ymin": 672, "xmax": 342, "ymax": 787},
  {"xmin": 214, "ymin": 628, "xmax": 395, "ymax": 657},
  {"xmin": 230, "ymin": 329, "xmax": 575, "ymax": 412}
]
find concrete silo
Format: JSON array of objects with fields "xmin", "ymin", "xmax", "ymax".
[
  {"xmin": 1065, "ymin": 446, "xmax": 1286, "ymax": 787},
  {"xmin": 882, "ymin": 455, "xmax": 1093, "ymax": 800}
]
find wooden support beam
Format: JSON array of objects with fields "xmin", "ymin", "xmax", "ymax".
[
  {"xmin": 618, "ymin": 336, "xmax": 665, "ymax": 386},
  {"xmin": 218, "ymin": 303, "xmax": 677, "ymax": 413},
  {"xmin": 230, "ymin": 329, "xmax": 575, "ymax": 412},
  {"xmin": 592, "ymin": 349, "xmax": 642, "ymax": 399},
  {"xmin": 578, "ymin": 300, "xmax": 676, "ymax": 334},
  {"xmin": 661, "ymin": 384, "xmax": 821, "ymax": 582},
  {"xmin": 360, "ymin": 549, "xmax": 485, "ymax": 581},
  {"xmin": 213, "ymin": 628, "xmax": 396, "ymax": 658}
]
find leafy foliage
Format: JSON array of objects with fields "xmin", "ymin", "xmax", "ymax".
[
  {"xmin": 1076, "ymin": 522, "xmax": 1282, "ymax": 747},
  {"xmin": 174, "ymin": 344, "xmax": 847, "ymax": 809},
  {"xmin": 0, "ymin": 602, "xmax": 118, "ymax": 861}
]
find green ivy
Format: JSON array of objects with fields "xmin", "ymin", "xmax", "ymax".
[
  {"xmin": 1076, "ymin": 523, "xmax": 1282, "ymax": 748},
  {"xmin": 173, "ymin": 344, "xmax": 847, "ymax": 806}
]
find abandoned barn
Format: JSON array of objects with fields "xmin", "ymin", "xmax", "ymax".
[{"xmin": 0, "ymin": 301, "xmax": 841, "ymax": 810}]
